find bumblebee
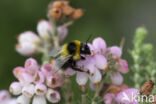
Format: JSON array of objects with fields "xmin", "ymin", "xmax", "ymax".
[{"xmin": 50, "ymin": 40, "xmax": 91, "ymax": 72}]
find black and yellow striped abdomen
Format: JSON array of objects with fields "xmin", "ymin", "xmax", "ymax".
[{"xmin": 62, "ymin": 40, "xmax": 81, "ymax": 60}]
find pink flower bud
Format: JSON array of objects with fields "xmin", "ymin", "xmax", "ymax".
[
  {"xmin": 46, "ymin": 74, "xmax": 62, "ymax": 88},
  {"xmin": 22, "ymin": 84, "xmax": 35, "ymax": 98},
  {"xmin": 104, "ymin": 93, "xmax": 115, "ymax": 104},
  {"xmin": 18, "ymin": 31, "xmax": 41, "ymax": 45},
  {"xmin": 110, "ymin": 72, "xmax": 123, "ymax": 85},
  {"xmin": 109, "ymin": 46, "xmax": 122, "ymax": 59},
  {"xmin": 37, "ymin": 20, "xmax": 53, "ymax": 40},
  {"xmin": 76, "ymin": 72, "xmax": 88, "ymax": 86},
  {"xmin": 92, "ymin": 37, "xmax": 107, "ymax": 53},
  {"xmin": 34, "ymin": 71, "xmax": 45, "ymax": 84},
  {"xmin": 118, "ymin": 59, "xmax": 129, "ymax": 74},
  {"xmin": 16, "ymin": 42, "xmax": 37, "ymax": 56},
  {"xmin": 94, "ymin": 54, "xmax": 108, "ymax": 70},
  {"xmin": 32, "ymin": 96, "xmax": 46, "ymax": 104},
  {"xmin": 9, "ymin": 82, "xmax": 22, "ymax": 95},
  {"xmin": 46, "ymin": 89, "xmax": 60, "ymax": 103},
  {"xmin": 58, "ymin": 26, "xmax": 68, "ymax": 42},
  {"xmin": 13, "ymin": 66, "xmax": 25, "ymax": 79},
  {"xmin": 17, "ymin": 95, "xmax": 30, "ymax": 104},
  {"xmin": 0, "ymin": 90, "xmax": 10, "ymax": 102},
  {"xmin": 89, "ymin": 69, "xmax": 102, "ymax": 85},
  {"xmin": 41, "ymin": 64, "xmax": 53, "ymax": 76},
  {"xmin": 25, "ymin": 58, "xmax": 39, "ymax": 75},
  {"xmin": 35, "ymin": 84, "xmax": 47, "ymax": 96}
]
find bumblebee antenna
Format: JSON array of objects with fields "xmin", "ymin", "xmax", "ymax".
[{"xmin": 86, "ymin": 34, "xmax": 92, "ymax": 44}]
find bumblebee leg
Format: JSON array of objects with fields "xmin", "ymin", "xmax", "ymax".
[{"xmin": 81, "ymin": 56, "xmax": 86, "ymax": 60}]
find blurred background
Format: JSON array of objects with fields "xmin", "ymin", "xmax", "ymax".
[{"xmin": 0, "ymin": 0, "xmax": 156, "ymax": 89}]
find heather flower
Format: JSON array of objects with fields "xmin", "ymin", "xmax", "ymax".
[
  {"xmin": 118, "ymin": 59, "xmax": 129, "ymax": 74},
  {"xmin": 9, "ymin": 58, "xmax": 62, "ymax": 104},
  {"xmin": 116, "ymin": 88, "xmax": 139, "ymax": 104},
  {"xmin": 110, "ymin": 72, "xmax": 123, "ymax": 85},
  {"xmin": 37, "ymin": 20, "xmax": 53, "ymax": 40},
  {"xmin": 46, "ymin": 89, "xmax": 61, "ymax": 103},
  {"xmin": 109, "ymin": 46, "xmax": 122, "ymax": 59},
  {"xmin": 16, "ymin": 31, "xmax": 41, "ymax": 56}
]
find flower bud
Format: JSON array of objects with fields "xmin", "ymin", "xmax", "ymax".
[
  {"xmin": 71, "ymin": 9, "xmax": 84, "ymax": 20},
  {"xmin": 89, "ymin": 69, "xmax": 102, "ymax": 85},
  {"xmin": 118, "ymin": 59, "xmax": 129, "ymax": 74},
  {"xmin": 13, "ymin": 66, "xmax": 25, "ymax": 79},
  {"xmin": 19, "ymin": 72, "xmax": 34, "ymax": 85},
  {"xmin": 94, "ymin": 54, "xmax": 108, "ymax": 70},
  {"xmin": 9, "ymin": 82, "xmax": 22, "ymax": 95},
  {"xmin": 109, "ymin": 46, "xmax": 122, "ymax": 59},
  {"xmin": 22, "ymin": 84, "xmax": 35, "ymax": 98},
  {"xmin": 0, "ymin": 90, "xmax": 10, "ymax": 102},
  {"xmin": 32, "ymin": 96, "xmax": 46, "ymax": 104},
  {"xmin": 16, "ymin": 42, "xmax": 37, "ymax": 56},
  {"xmin": 92, "ymin": 37, "xmax": 107, "ymax": 53},
  {"xmin": 46, "ymin": 74, "xmax": 62, "ymax": 88},
  {"xmin": 52, "ymin": 1, "xmax": 67, "ymax": 8},
  {"xmin": 76, "ymin": 72, "xmax": 88, "ymax": 86},
  {"xmin": 41, "ymin": 64, "xmax": 53, "ymax": 76},
  {"xmin": 46, "ymin": 89, "xmax": 61, "ymax": 103},
  {"xmin": 58, "ymin": 26, "xmax": 68, "ymax": 42},
  {"xmin": 37, "ymin": 20, "xmax": 53, "ymax": 40},
  {"xmin": 35, "ymin": 84, "xmax": 47, "ymax": 96},
  {"xmin": 50, "ymin": 8, "xmax": 62, "ymax": 19},
  {"xmin": 17, "ymin": 95, "xmax": 30, "ymax": 104},
  {"xmin": 25, "ymin": 58, "xmax": 39, "ymax": 75},
  {"xmin": 110, "ymin": 72, "xmax": 123, "ymax": 85},
  {"xmin": 18, "ymin": 31, "xmax": 41, "ymax": 45}
]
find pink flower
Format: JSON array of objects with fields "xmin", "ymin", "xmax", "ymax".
[
  {"xmin": 41, "ymin": 64, "xmax": 53, "ymax": 76},
  {"xmin": 46, "ymin": 73, "xmax": 62, "ymax": 88},
  {"xmin": 37, "ymin": 20, "xmax": 53, "ymax": 40},
  {"xmin": 104, "ymin": 93, "xmax": 116, "ymax": 104},
  {"xmin": 22, "ymin": 84, "xmax": 35, "ymax": 98},
  {"xmin": 25, "ymin": 58, "xmax": 39, "ymax": 75},
  {"xmin": 118, "ymin": 59, "xmax": 129, "ymax": 74},
  {"xmin": 0, "ymin": 90, "xmax": 10, "ymax": 102},
  {"xmin": 92, "ymin": 37, "xmax": 107, "ymax": 53},
  {"xmin": 35, "ymin": 84, "xmax": 47, "ymax": 96},
  {"xmin": 94, "ymin": 54, "xmax": 108, "ymax": 70},
  {"xmin": 13, "ymin": 66, "xmax": 25, "ymax": 79},
  {"xmin": 110, "ymin": 72, "xmax": 123, "ymax": 85},
  {"xmin": 116, "ymin": 88, "xmax": 139, "ymax": 104},
  {"xmin": 33, "ymin": 71, "xmax": 45, "ymax": 84},
  {"xmin": 109, "ymin": 46, "xmax": 122, "ymax": 59},
  {"xmin": 46, "ymin": 89, "xmax": 61, "ymax": 103}
]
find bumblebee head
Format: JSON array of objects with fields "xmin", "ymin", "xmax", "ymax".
[{"xmin": 80, "ymin": 43, "xmax": 91, "ymax": 55}]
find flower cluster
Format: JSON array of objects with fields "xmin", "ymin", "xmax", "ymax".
[
  {"xmin": 64, "ymin": 37, "xmax": 129, "ymax": 87},
  {"xmin": 9, "ymin": 58, "xmax": 62, "ymax": 104},
  {"xmin": 16, "ymin": 20, "xmax": 68, "ymax": 56}
]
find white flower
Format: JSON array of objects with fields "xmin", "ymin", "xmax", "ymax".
[
  {"xmin": 37, "ymin": 20, "xmax": 53, "ymax": 40},
  {"xmin": 35, "ymin": 84, "xmax": 47, "ymax": 96},
  {"xmin": 9, "ymin": 82, "xmax": 22, "ymax": 95},
  {"xmin": 17, "ymin": 95, "xmax": 30, "ymax": 104},
  {"xmin": 46, "ymin": 89, "xmax": 60, "ymax": 103},
  {"xmin": 32, "ymin": 96, "xmax": 46, "ymax": 104},
  {"xmin": 22, "ymin": 84, "xmax": 35, "ymax": 98}
]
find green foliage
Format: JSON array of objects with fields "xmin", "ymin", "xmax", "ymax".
[{"xmin": 131, "ymin": 27, "xmax": 156, "ymax": 92}]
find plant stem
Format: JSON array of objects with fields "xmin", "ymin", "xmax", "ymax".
[
  {"xmin": 91, "ymin": 84, "xmax": 101, "ymax": 104},
  {"xmin": 81, "ymin": 86, "xmax": 86, "ymax": 104}
]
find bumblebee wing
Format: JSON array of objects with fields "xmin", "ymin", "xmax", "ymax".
[
  {"xmin": 48, "ymin": 47, "xmax": 62, "ymax": 58},
  {"xmin": 54, "ymin": 55, "xmax": 72, "ymax": 70}
]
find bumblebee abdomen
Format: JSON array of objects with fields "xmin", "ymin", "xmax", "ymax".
[{"xmin": 61, "ymin": 40, "xmax": 81, "ymax": 60}]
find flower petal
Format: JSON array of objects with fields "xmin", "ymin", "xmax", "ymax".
[
  {"xmin": 32, "ymin": 96, "xmax": 47, "ymax": 104},
  {"xmin": 22, "ymin": 84, "xmax": 35, "ymax": 98},
  {"xmin": 89, "ymin": 69, "xmax": 102, "ymax": 85},
  {"xmin": 110, "ymin": 72, "xmax": 123, "ymax": 85},
  {"xmin": 118, "ymin": 59, "xmax": 129, "ymax": 74},
  {"xmin": 25, "ymin": 58, "xmax": 39, "ymax": 74},
  {"xmin": 94, "ymin": 54, "xmax": 108, "ymax": 70},
  {"xmin": 9, "ymin": 82, "xmax": 22, "ymax": 95},
  {"xmin": 76, "ymin": 72, "xmax": 88, "ymax": 86},
  {"xmin": 58, "ymin": 26, "xmax": 68, "ymax": 42},
  {"xmin": 17, "ymin": 95, "xmax": 30, "ymax": 104},
  {"xmin": 46, "ymin": 89, "xmax": 61, "ymax": 103},
  {"xmin": 35, "ymin": 84, "xmax": 47, "ymax": 96},
  {"xmin": 92, "ymin": 37, "xmax": 107, "ymax": 53},
  {"xmin": 64, "ymin": 68, "xmax": 76, "ymax": 77},
  {"xmin": 109, "ymin": 46, "xmax": 122, "ymax": 59}
]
